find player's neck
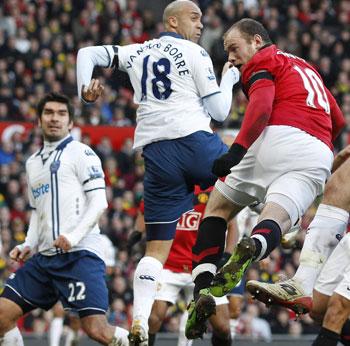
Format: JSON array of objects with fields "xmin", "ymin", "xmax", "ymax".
[{"xmin": 43, "ymin": 134, "xmax": 71, "ymax": 151}]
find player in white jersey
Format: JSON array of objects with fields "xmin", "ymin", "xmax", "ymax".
[
  {"xmin": 0, "ymin": 93, "xmax": 128, "ymax": 346},
  {"xmin": 76, "ymin": 1, "xmax": 240, "ymax": 345}
]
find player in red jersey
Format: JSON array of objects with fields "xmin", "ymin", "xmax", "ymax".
[
  {"xmin": 128, "ymin": 188, "xmax": 233, "ymax": 346},
  {"xmin": 186, "ymin": 18, "xmax": 345, "ymax": 339}
]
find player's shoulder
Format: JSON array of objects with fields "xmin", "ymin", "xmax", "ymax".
[
  {"xmin": 67, "ymin": 141, "xmax": 100, "ymax": 160},
  {"xmin": 242, "ymin": 44, "xmax": 282, "ymax": 83},
  {"xmin": 26, "ymin": 146, "xmax": 44, "ymax": 166}
]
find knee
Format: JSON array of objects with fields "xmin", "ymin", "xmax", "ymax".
[
  {"xmin": 82, "ymin": 322, "xmax": 108, "ymax": 343},
  {"xmin": 0, "ymin": 304, "xmax": 18, "ymax": 334}
]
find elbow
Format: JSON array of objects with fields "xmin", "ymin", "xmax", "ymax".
[{"xmin": 212, "ymin": 111, "xmax": 228, "ymax": 123}]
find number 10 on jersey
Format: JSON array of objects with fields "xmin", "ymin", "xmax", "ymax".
[{"xmin": 141, "ymin": 55, "xmax": 173, "ymax": 101}]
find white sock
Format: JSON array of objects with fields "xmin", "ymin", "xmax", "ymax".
[
  {"xmin": 109, "ymin": 327, "xmax": 129, "ymax": 346},
  {"xmin": 2, "ymin": 327, "xmax": 24, "ymax": 346},
  {"xmin": 294, "ymin": 204, "xmax": 348, "ymax": 296},
  {"xmin": 230, "ymin": 319, "xmax": 239, "ymax": 339},
  {"xmin": 178, "ymin": 311, "xmax": 193, "ymax": 346},
  {"xmin": 132, "ymin": 256, "xmax": 163, "ymax": 328},
  {"xmin": 49, "ymin": 317, "xmax": 64, "ymax": 346},
  {"xmin": 64, "ymin": 328, "xmax": 79, "ymax": 346}
]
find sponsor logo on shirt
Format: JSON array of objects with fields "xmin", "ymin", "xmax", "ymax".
[
  {"xmin": 32, "ymin": 183, "xmax": 50, "ymax": 199},
  {"xmin": 177, "ymin": 211, "xmax": 201, "ymax": 231}
]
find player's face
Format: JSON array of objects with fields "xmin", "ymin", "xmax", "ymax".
[
  {"xmin": 176, "ymin": 3, "xmax": 203, "ymax": 43},
  {"xmin": 39, "ymin": 101, "xmax": 73, "ymax": 142},
  {"xmin": 224, "ymin": 28, "xmax": 263, "ymax": 70}
]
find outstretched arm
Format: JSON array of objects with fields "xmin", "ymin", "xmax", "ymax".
[{"xmin": 76, "ymin": 45, "xmax": 116, "ymax": 102}]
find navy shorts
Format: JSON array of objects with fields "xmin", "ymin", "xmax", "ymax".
[
  {"xmin": 143, "ymin": 131, "xmax": 227, "ymax": 241},
  {"xmin": 2, "ymin": 250, "xmax": 108, "ymax": 318}
]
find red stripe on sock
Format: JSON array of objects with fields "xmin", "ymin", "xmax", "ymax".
[
  {"xmin": 193, "ymin": 246, "xmax": 220, "ymax": 263},
  {"xmin": 252, "ymin": 228, "xmax": 272, "ymax": 235}
]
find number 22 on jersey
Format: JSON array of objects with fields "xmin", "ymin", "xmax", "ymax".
[
  {"xmin": 294, "ymin": 65, "xmax": 330, "ymax": 114},
  {"xmin": 141, "ymin": 55, "xmax": 173, "ymax": 101}
]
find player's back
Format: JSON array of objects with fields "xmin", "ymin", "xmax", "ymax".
[
  {"xmin": 242, "ymin": 45, "xmax": 333, "ymax": 148},
  {"xmin": 117, "ymin": 33, "xmax": 220, "ymax": 149}
]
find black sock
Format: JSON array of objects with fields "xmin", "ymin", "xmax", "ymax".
[
  {"xmin": 341, "ymin": 319, "xmax": 350, "ymax": 345},
  {"xmin": 211, "ymin": 332, "xmax": 232, "ymax": 346},
  {"xmin": 312, "ymin": 327, "xmax": 340, "ymax": 346},
  {"xmin": 148, "ymin": 333, "xmax": 156, "ymax": 346},
  {"xmin": 193, "ymin": 271, "xmax": 214, "ymax": 300},
  {"xmin": 251, "ymin": 219, "xmax": 281, "ymax": 260},
  {"xmin": 192, "ymin": 217, "xmax": 227, "ymax": 299}
]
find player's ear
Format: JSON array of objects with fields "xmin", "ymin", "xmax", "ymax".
[
  {"xmin": 68, "ymin": 120, "xmax": 74, "ymax": 131},
  {"xmin": 253, "ymin": 34, "xmax": 263, "ymax": 48},
  {"xmin": 168, "ymin": 15, "xmax": 178, "ymax": 29}
]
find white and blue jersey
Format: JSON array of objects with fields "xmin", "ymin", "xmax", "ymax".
[
  {"xmin": 2, "ymin": 135, "xmax": 110, "ymax": 317},
  {"xmin": 109, "ymin": 32, "xmax": 220, "ymax": 149},
  {"xmin": 26, "ymin": 135, "xmax": 105, "ymax": 258}
]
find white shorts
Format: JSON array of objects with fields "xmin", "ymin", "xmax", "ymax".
[
  {"xmin": 216, "ymin": 125, "xmax": 333, "ymax": 224},
  {"xmin": 315, "ymin": 234, "xmax": 350, "ymax": 299},
  {"xmin": 155, "ymin": 269, "xmax": 228, "ymax": 305}
]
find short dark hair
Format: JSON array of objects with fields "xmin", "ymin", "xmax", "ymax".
[
  {"xmin": 225, "ymin": 18, "xmax": 272, "ymax": 44},
  {"xmin": 37, "ymin": 92, "xmax": 74, "ymax": 121}
]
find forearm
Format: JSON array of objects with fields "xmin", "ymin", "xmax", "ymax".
[
  {"xmin": 76, "ymin": 45, "xmax": 114, "ymax": 100},
  {"xmin": 19, "ymin": 209, "xmax": 39, "ymax": 250},
  {"xmin": 203, "ymin": 67, "xmax": 240, "ymax": 122},
  {"xmin": 64, "ymin": 189, "xmax": 108, "ymax": 247},
  {"xmin": 234, "ymin": 82, "xmax": 275, "ymax": 149}
]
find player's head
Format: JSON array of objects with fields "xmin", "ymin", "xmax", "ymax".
[
  {"xmin": 163, "ymin": 0, "xmax": 203, "ymax": 43},
  {"xmin": 223, "ymin": 18, "xmax": 272, "ymax": 69},
  {"xmin": 37, "ymin": 92, "xmax": 74, "ymax": 142}
]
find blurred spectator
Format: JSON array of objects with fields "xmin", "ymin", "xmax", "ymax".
[{"xmin": 0, "ymin": 0, "xmax": 349, "ymax": 339}]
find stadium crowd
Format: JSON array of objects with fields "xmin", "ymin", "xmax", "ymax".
[{"xmin": 0, "ymin": 0, "xmax": 349, "ymax": 341}]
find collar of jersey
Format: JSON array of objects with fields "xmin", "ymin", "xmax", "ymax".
[
  {"xmin": 159, "ymin": 32, "xmax": 184, "ymax": 39},
  {"xmin": 36, "ymin": 135, "xmax": 73, "ymax": 157}
]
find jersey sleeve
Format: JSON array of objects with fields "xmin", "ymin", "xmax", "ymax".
[
  {"xmin": 117, "ymin": 43, "xmax": 140, "ymax": 72},
  {"xmin": 75, "ymin": 146, "xmax": 106, "ymax": 192},
  {"xmin": 25, "ymin": 163, "xmax": 36, "ymax": 209},
  {"xmin": 190, "ymin": 46, "xmax": 220, "ymax": 98}
]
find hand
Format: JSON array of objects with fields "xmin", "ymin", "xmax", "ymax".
[
  {"xmin": 81, "ymin": 79, "xmax": 104, "ymax": 103},
  {"xmin": 212, "ymin": 144, "xmax": 247, "ymax": 177},
  {"xmin": 221, "ymin": 62, "xmax": 233, "ymax": 77},
  {"xmin": 53, "ymin": 235, "xmax": 72, "ymax": 252},
  {"xmin": 222, "ymin": 63, "xmax": 240, "ymax": 84},
  {"xmin": 10, "ymin": 245, "xmax": 32, "ymax": 262}
]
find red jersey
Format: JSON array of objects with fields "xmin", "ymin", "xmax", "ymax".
[
  {"xmin": 164, "ymin": 187, "xmax": 211, "ymax": 273},
  {"xmin": 240, "ymin": 44, "xmax": 344, "ymax": 150}
]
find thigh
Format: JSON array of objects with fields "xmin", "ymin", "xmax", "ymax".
[
  {"xmin": 2, "ymin": 255, "xmax": 58, "ymax": 313},
  {"xmin": 143, "ymin": 142, "xmax": 193, "ymax": 226},
  {"xmin": 204, "ymin": 185, "xmax": 244, "ymax": 220},
  {"xmin": 266, "ymin": 171, "xmax": 323, "ymax": 226},
  {"xmin": 49, "ymin": 251, "xmax": 108, "ymax": 318},
  {"xmin": 323, "ymin": 158, "xmax": 350, "ymax": 210}
]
